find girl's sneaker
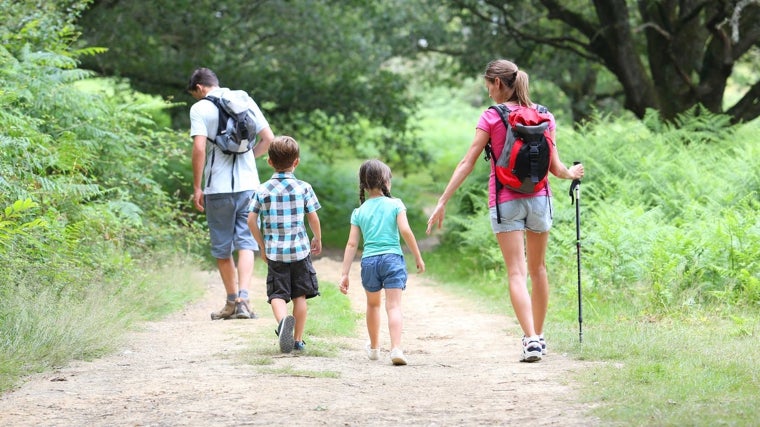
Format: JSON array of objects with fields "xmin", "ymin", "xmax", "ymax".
[
  {"xmin": 521, "ymin": 336, "xmax": 542, "ymax": 362},
  {"xmin": 390, "ymin": 348, "xmax": 407, "ymax": 366},
  {"xmin": 366, "ymin": 343, "xmax": 379, "ymax": 361},
  {"xmin": 539, "ymin": 334, "xmax": 547, "ymax": 355},
  {"xmin": 293, "ymin": 340, "xmax": 306, "ymax": 351}
]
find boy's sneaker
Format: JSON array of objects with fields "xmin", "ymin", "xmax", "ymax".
[
  {"xmin": 366, "ymin": 343, "xmax": 379, "ymax": 361},
  {"xmin": 390, "ymin": 348, "xmax": 407, "ymax": 366},
  {"xmin": 275, "ymin": 315, "xmax": 295, "ymax": 353},
  {"xmin": 521, "ymin": 336, "xmax": 542, "ymax": 362},
  {"xmin": 210, "ymin": 300, "xmax": 236, "ymax": 320},
  {"xmin": 539, "ymin": 334, "xmax": 547, "ymax": 355},
  {"xmin": 234, "ymin": 298, "xmax": 256, "ymax": 319},
  {"xmin": 293, "ymin": 340, "xmax": 306, "ymax": 351}
]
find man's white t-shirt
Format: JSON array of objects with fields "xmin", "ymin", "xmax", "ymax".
[{"xmin": 189, "ymin": 87, "xmax": 270, "ymax": 194}]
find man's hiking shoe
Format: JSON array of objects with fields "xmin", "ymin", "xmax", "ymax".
[
  {"xmin": 390, "ymin": 348, "xmax": 407, "ymax": 366},
  {"xmin": 366, "ymin": 343, "xmax": 379, "ymax": 361},
  {"xmin": 521, "ymin": 336, "xmax": 542, "ymax": 362},
  {"xmin": 234, "ymin": 298, "xmax": 256, "ymax": 319},
  {"xmin": 293, "ymin": 340, "xmax": 306, "ymax": 351},
  {"xmin": 210, "ymin": 300, "xmax": 236, "ymax": 320},
  {"xmin": 539, "ymin": 334, "xmax": 547, "ymax": 355},
  {"xmin": 275, "ymin": 315, "xmax": 295, "ymax": 353}
]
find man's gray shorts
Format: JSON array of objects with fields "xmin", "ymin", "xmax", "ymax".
[{"xmin": 205, "ymin": 190, "xmax": 258, "ymax": 258}]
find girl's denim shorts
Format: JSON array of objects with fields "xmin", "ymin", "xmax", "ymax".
[{"xmin": 360, "ymin": 253, "xmax": 407, "ymax": 292}]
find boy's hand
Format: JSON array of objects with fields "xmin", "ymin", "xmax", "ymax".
[
  {"xmin": 311, "ymin": 237, "xmax": 322, "ymax": 256},
  {"xmin": 339, "ymin": 275, "xmax": 349, "ymax": 294}
]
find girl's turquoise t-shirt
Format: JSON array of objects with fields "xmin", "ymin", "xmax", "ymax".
[{"xmin": 350, "ymin": 197, "xmax": 405, "ymax": 258}]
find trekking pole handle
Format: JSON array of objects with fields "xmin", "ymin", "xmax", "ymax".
[{"xmin": 569, "ymin": 161, "xmax": 581, "ymax": 203}]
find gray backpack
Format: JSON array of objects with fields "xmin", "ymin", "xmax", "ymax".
[{"xmin": 204, "ymin": 90, "xmax": 258, "ymax": 155}]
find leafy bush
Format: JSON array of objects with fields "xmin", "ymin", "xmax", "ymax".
[
  {"xmin": 433, "ymin": 106, "xmax": 760, "ymax": 314},
  {"xmin": 0, "ymin": 0, "xmax": 205, "ymax": 390}
]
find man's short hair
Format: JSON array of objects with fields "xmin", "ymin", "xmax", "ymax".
[{"xmin": 186, "ymin": 67, "xmax": 219, "ymax": 92}]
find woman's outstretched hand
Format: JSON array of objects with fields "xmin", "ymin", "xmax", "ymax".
[{"xmin": 426, "ymin": 204, "xmax": 445, "ymax": 235}]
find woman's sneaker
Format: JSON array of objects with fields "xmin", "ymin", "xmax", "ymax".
[
  {"xmin": 366, "ymin": 343, "xmax": 379, "ymax": 361},
  {"xmin": 521, "ymin": 336, "xmax": 542, "ymax": 362}
]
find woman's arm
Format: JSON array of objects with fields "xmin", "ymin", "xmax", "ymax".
[
  {"xmin": 548, "ymin": 129, "xmax": 584, "ymax": 180},
  {"xmin": 426, "ymin": 128, "xmax": 491, "ymax": 234}
]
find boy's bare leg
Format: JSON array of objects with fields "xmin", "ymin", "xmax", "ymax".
[{"xmin": 292, "ymin": 296, "xmax": 307, "ymax": 342}]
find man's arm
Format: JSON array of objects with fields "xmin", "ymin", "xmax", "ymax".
[
  {"xmin": 253, "ymin": 127, "xmax": 275, "ymax": 158},
  {"xmin": 192, "ymin": 135, "xmax": 207, "ymax": 212}
]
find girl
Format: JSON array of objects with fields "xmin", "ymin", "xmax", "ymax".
[{"xmin": 339, "ymin": 159, "xmax": 425, "ymax": 365}]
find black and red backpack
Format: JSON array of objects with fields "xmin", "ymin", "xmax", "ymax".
[{"xmin": 484, "ymin": 104, "xmax": 554, "ymax": 222}]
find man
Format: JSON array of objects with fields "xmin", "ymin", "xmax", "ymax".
[{"xmin": 186, "ymin": 67, "xmax": 274, "ymax": 320}]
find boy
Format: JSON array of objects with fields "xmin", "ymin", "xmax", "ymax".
[{"xmin": 247, "ymin": 136, "xmax": 322, "ymax": 353}]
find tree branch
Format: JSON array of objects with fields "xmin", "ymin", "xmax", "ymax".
[{"xmin": 726, "ymin": 79, "xmax": 760, "ymax": 124}]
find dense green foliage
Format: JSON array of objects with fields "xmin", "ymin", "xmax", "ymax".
[
  {"xmin": 426, "ymin": 1, "xmax": 760, "ymax": 124},
  {"xmin": 0, "ymin": 0, "xmax": 205, "ymax": 390},
  {"xmin": 75, "ymin": 0, "xmax": 451, "ymax": 171},
  {"xmin": 431, "ymin": 105, "xmax": 760, "ymax": 312}
]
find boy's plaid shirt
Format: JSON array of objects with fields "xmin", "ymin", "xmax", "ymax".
[{"xmin": 249, "ymin": 172, "xmax": 321, "ymax": 262}]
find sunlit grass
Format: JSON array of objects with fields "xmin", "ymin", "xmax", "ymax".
[
  {"xmin": 0, "ymin": 254, "xmax": 205, "ymax": 392},
  {"xmin": 238, "ymin": 280, "xmax": 357, "ymax": 367},
  {"xmin": 260, "ymin": 364, "xmax": 340, "ymax": 379},
  {"xmin": 426, "ymin": 248, "xmax": 760, "ymax": 426}
]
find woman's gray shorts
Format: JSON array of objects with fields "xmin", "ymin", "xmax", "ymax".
[{"xmin": 490, "ymin": 196, "xmax": 553, "ymax": 233}]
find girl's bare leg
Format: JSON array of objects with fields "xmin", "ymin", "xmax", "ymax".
[
  {"xmin": 384, "ymin": 288, "xmax": 404, "ymax": 349},
  {"xmin": 365, "ymin": 290, "xmax": 382, "ymax": 349}
]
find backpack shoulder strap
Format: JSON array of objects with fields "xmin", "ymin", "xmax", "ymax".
[
  {"xmin": 203, "ymin": 95, "xmax": 220, "ymax": 106},
  {"xmin": 485, "ymin": 105, "xmax": 509, "ymax": 161},
  {"xmin": 534, "ymin": 103, "xmax": 549, "ymax": 114}
]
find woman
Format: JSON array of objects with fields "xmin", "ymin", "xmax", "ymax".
[{"xmin": 426, "ymin": 59, "xmax": 584, "ymax": 362}]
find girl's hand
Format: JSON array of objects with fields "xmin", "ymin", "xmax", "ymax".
[
  {"xmin": 339, "ymin": 275, "xmax": 349, "ymax": 294},
  {"xmin": 416, "ymin": 259, "xmax": 426, "ymax": 274}
]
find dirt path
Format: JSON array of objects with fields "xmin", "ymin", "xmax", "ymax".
[{"xmin": 0, "ymin": 255, "xmax": 599, "ymax": 426}]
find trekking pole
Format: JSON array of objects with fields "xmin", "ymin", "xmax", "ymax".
[{"xmin": 569, "ymin": 161, "xmax": 583, "ymax": 344}]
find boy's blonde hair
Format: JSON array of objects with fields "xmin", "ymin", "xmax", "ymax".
[{"xmin": 268, "ymin": 136, "xmax": 300, "ymax": 171}]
